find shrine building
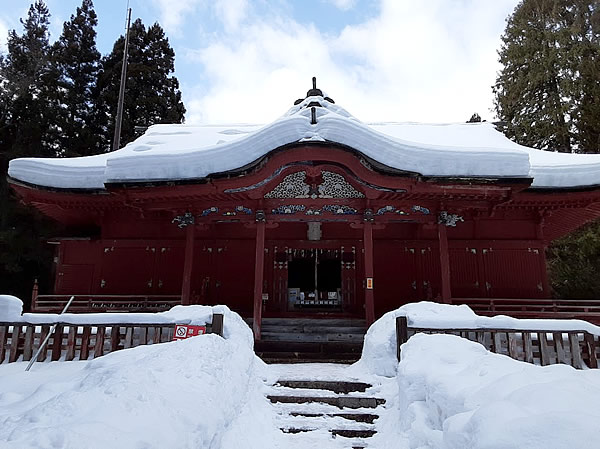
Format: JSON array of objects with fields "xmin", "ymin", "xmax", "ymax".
[{"xmin": 8, "ymin": 79, "xmax": 600, "ymax": 338}]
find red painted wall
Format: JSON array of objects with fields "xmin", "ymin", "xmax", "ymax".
[{"xmin": 53, "ymin": 220, "xmax": 550, "ymax": 318}]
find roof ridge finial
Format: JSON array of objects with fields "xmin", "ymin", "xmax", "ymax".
[{"xmin": 293, "ymin": 77, "xmax": 335, "ymax": 106}]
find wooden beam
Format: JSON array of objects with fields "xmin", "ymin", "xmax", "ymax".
[
  {"xmin": 396, "ymin": 316, "xmax": 408, "ymax": 361},
  {"xmin": 363, "ymin": 221, "xmax": 375, "ymax": 325},
  {"xmin": 181, "ymin": 223, "xmax": 196, "ymax": 305},
  {"xmin": 212, "ymin": 313, "xmax": 224, "ymax": 337},
  {"xmin": 253, "ymin": 220, "xmax": 266, "ymax": 340},
  {"xmin": 437, "ymin": 223, "xmax": 452, "ymax": 302}
]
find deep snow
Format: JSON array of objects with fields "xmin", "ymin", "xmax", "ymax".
[
  {"xmin": 397, "ymin": 333, "xmax": 600, "ymax": 449},
  {"xmin": 0, "ymin": 305, "xmax": 279, "ymax": 449},
  {"xmin": 1, "ymin": 301, "xmax": 599, "ymax": 448},
  {"xmin": 9, "ymin": 95, "xmax": 600, "ymax": 190}
]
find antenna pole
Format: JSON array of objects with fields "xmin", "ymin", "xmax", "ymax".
[{"xmin": 112, "ymin": 7, "xmax": 132, "ymax": 151}]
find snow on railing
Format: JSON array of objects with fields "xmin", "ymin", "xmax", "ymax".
[
  {"xmin": 396, "ymin": 316, "xmax": 600, "ymax": 369},
  {"xmin": 32, "ymin": 294, "xmax": 181, "ymax": 313},
  {"xmin": 447, "ymin": 298, "xmax": 600, "ymax": 324},
  {"xmin": 0, "ymin": 313, "xmax": 224, "ymax": 364}
]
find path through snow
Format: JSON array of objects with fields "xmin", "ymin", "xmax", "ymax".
[{"xmin": 265, "ymin": 363, "xmax": 406, "ymax": 448}]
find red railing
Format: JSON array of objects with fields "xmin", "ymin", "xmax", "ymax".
[
  {"xmin": 32, "ymin": 294, "xmax": 182, "ymax": 313},
  {"xmin": 0, "ymin": 314, "xmax": 224, "ymax": 364},
  {"xmin": 447, "ymin": 298, "xmax": 600, "ymax": 324}
]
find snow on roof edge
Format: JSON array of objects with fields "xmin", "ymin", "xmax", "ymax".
[{"xmin": 8, "ymin": 95, "xmax": 600, "ymax": 190}]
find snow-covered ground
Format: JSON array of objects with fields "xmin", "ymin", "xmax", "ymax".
[
  {"xmin": 9, "ymin": 95, "xmax": 600, "ymax": 189},
  {"xmin": 397, "ymin": 333, "xmax": 600, "ymax": 449},
  {"xmin": 0, "ymin": 304, "xmax": 282, "ymax": 449},
  {"xmin": 1, "ymin": 300, "xmax": 599, "ymax": 448}
]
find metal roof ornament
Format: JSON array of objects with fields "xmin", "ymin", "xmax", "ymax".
[{"xmin": 294, "ymin": 77, "xmax": 335, "ymax": 106}]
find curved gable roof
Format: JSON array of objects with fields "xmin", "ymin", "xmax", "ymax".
[{"xmin": 8, "ymin": 94, "xmax": 600, "ymax": 190}]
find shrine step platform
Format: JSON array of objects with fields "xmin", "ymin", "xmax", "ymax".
[{"xmin": 249, "ymin": 318, "xmax": 366, "ymax": 363}]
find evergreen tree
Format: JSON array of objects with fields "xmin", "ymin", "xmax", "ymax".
[
  {"xmin": 567, "ymin": 1, "xmax": 600, "ymax": 153},
  {"xmin": 96, "ymin": 19, "xmax": 185, "ymax": 150},
  {"xmin": 0, "ymin": 0, "xmax": 58, "ymax": 305},
  {"xmin": 467, "ymin": 113, "xmax": 482, "ymax": 123},
  {"xmin": 548, "ymin": 219, "xmax": 600, "ymax": 297},
  {"xmin": 0, "ymin": 0, "xmax": 57, "ymax": 160},
  {"xmin": 494, "ymin": 0, "xmax": 572, "ymax": 152},
  {"xmin": 494, "ymin": 0, "xmax": 600, "ymax": 153},
  {"xmin": 51, "ymin": 0, "xmax": 101, "ymax": 157}
]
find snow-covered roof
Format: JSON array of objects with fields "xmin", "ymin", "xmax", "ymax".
[{"xmin": 8, "ymin": 95, "xmax": 600, "ymax": 190}]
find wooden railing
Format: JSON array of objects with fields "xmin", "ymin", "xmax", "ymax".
[
  {"xmin": 447, "ymin": 298, "xmax": 600, "ymax": 324},
  {"xmin": 0, "ymin": 313, "xmax": 224, "ymax": 364},
  {"xmin": 396, "ymin": 316, "xmax": 600, "ymax": 369},
  {"xmin": 32, "ymin": 294, "xmax": 182, "ymax": 313}
]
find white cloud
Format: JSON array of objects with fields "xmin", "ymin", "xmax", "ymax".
[
  {"xmin": 151, "ymin": 0, "xmax": 203, "ymax": 36},
  {"xmin": 181, "ymin": 0, "xmax": 520, "ymax": 125},
  {"xmin": 0, "ymin": 18, "xmax": 8, "ymax": 54},
  {"xmin": 327, "ymin": 0, "xmax": 357, "ymax": 11},
  {"xmin": 214, "ymin": 0, "xmax": 248, "ymax": 32}
]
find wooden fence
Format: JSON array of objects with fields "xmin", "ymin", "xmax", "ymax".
[
  {"xmin": 396, "ymin": 316, "xmax": 600, "ymax": 369},
  {"xmin": 0, "ymin": 314, "xmax": 224, "ymax": 364}
]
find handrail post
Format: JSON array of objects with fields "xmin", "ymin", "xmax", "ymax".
[
  {"xmin": 584, "ymin": 332, "xmax": 598, "ymax": 369},
  {"xmin": 396, "ymin": 315, "xmax": 408, "ymax": 362},
  {"xmin": 212, "ymin": 313, "xmax": 224, "ymax": 337},
  {"xmin": 31, "ymin": 279, "xmax": 39, "ymax": 312},
  {"xmin": 26, "ymin": 295, "xmax": 75, "ymax": 371}
]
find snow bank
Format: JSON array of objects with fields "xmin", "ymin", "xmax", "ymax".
[
  {"xmin": 0, "ymin": 295, "xmax": 23, "ymax": 321},
  {"xmin": 0, "ymin": 307, "xmax": 277, "ymax": 449},
  {"xmin": 357, "ymin": 301, "xmax": 600, "ymax": 377},
  {"xmin": 398, "ymin": 333, "xmax": 600, "ymax": 449}
]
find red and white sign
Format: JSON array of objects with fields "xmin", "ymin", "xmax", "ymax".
[
  {"xmin": 173, "ymin": 324, "xmax": 206, "ymax": 341},
  {"xmin": 366, "ymin": 277, "xmax": 374, "ymax": 290}
]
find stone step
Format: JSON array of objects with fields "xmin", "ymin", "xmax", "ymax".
[
  {"xmin": 332, "ymin": 429, "xmax": 377, "ymax": 439},
  {"xmin": 260, "ymin": 325, "xmax": 366, "ymax": 334},
  {"xmin": 288, "ymin": 411, "xmax": 379, "ymax": 424},
  {"xmin": 260, "ymin": 331, "xmax": 365, "ymax": 342},
  {"xmin": 276, "ymin": 414, "xmax": 375, "ymax": 430},
  {"xmin": 257, "ymin": 351, "xmax": 360, "ymax": 362},
  {"xmin": 255, "ymin": 340, "xmax": 363, "ymax": 353},
  {"xmin": 276, "ymin": 380, "xmax": 371, "ymax": 394},
  {"xmin": 261, "ymin": 357, "xmax": 359, "ymax": 364},
  {"xmin": 268, "ymin": 395, "xmax": 385, "ymax": 409},
  {"xmin": 281, "ymin": 427, "xmax": 377, "ymax": 439}
]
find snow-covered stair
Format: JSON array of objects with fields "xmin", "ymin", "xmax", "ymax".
[{"xmin": 266, "ymin": 378, "xmax": 385, "ymax": 448}]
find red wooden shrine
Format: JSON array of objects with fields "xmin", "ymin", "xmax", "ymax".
[{"xmin": 9, "ymin": 86, "xmax": 600, "ymax": 338}]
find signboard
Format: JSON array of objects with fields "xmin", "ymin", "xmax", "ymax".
[
  {"xmin": 366, "ymin": 277, "xmax": 374, "ymax": 290},
  {"xmin": 173, "ymin": 324, "xmax": 206, "ymax": 341}
]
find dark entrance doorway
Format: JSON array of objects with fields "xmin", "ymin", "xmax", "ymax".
[{"xmin": 287, "ymin": 248, "xmax": 342, "ymax": 312}]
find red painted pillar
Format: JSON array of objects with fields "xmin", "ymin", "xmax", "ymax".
[
  {"xmin": 253, "ymin": 220, "xmax": 266, "ymax": 340},
  {"xmin": 181, "ymin": 224, "xmax": 196, "ymax": 305},
  {"xmin": 438, "ymin": 223, "xmax": 452, "ymax": 302},
  {"xmin": 363, "ymin": 222, "xmax": 375, "ymax": 326}
]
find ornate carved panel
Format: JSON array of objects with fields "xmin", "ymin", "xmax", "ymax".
[
  {"xmin": 318, "ymin": 171, "xmax": 364, "ymax": 199},
  {"xmin": 264, "ymin": 170, "xmax": 365, "ymax": 199},
  {"xmin": 264, "ymin": 172, "xmax": 310, "ymax": 199}
]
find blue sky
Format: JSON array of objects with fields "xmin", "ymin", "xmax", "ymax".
[{"xmin": 0, "ymin": 0, "xmax": 520, "ymax": 125}]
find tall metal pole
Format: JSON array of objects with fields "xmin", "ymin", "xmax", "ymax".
[{"xmin": 112, "ymin": 7, "xmax": 132, "ymax": 151}]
